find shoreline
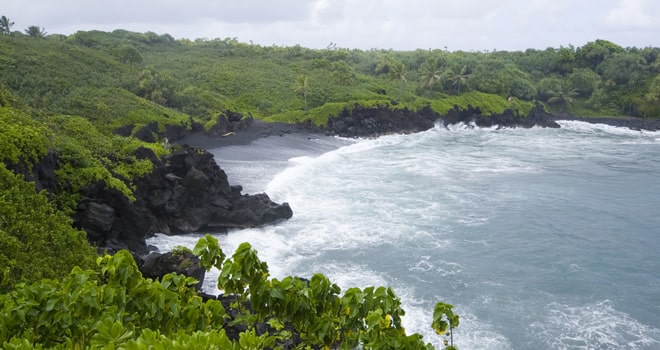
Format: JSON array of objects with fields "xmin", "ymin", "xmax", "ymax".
[
  {"xmin": 549, "ymin": 114, "xmax": 660, "ymax": 131},
  {"xmin": 176, "ymin": 113, "xmax": 660, "ymax": 154},
  {"xmin": 177, "ymin": 119, "xmax": 323, "ymax": 149}
]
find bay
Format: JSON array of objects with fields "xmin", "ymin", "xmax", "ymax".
[{"xmin": 149, "ymin": 121, "xmax": 660, "ymax": 349}]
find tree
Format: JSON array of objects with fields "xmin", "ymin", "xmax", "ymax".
[
  {"xmin": 576, "ymin": 39, "xmax": 624, "ymax": 70},
  {"xmin": 113, "ymin": 44, "xmax": 144, "ymax": 65},
  {"xmin": 389, "ymin": 61, "xmax": 408, "ymax": 101},
  {"xmin": 136, "ymin": 67, "xmax": 177, "ymax": 106},
  {"xmin": 447, "ymin": 65, "xmax": 471, "ymax": 94},
  {"xmin": 294, "ymin": 74, "xmax": 311, "ymax": 111},
  {"xmin": 597, "ymin": 52, "xmax": 648, "ymax": 86},
  {"xmin": 25, "ymin": 25, "xmax": 47, "ymax": 38},
  {"xmin": 374, "ymin": 53, "xmax": 398, "ymax": 76},
  {"xmin": 0, "ymin": 16, "xmax": 14, "ymax": 35},
  {"xmin": 418, "ymin": 57, "xmax": 444, "ymax": 94},
  {"xmin": 330, "ymin": 61, "xmax": 355, "ymax": 85},
  {"xmin": 645, "ymin": 74, "xmax": 660, "ymax": 104},
  {"xmin": 547, "ymin": 83, "xmax": 579, "ymax": 113},
  {"xmin": 568, "ymin": 68, "xmax": 601, "ymax": 97}
]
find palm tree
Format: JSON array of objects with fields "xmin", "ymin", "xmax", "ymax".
[
  {"xmin": 418, "ymin": 57, "xmax": 443, "ymax": 95},
  {"xmin": 448, "ymin": 65, "xmax": 471, "ymax": 94},
  {"xmin": 388, "ymin": 61, "xmax": 408, "ymax": 101},
  {"xmin": 294, "ymin": 75, "xmax": 311, "ymax": 111},
  {"xmin": 547, "ymin": 83, "xmax": 579, "ymax": 113},
  {"xmin": 25, "ymin": 25, "xmax": 47, "ymax": 38},
  {"xmin": 0, "ymin": 16, "xmax": 14, "ymax": 35}
]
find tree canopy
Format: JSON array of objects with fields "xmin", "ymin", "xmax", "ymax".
[{"xmin": 0, "ymin": 16, "xmax": 14, "ymax": 35}]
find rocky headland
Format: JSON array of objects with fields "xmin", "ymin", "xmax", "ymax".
[
  {"xmin": 74, "ymin": 146, "xmax": 293, "ymax": 258},
  {"xmin": 18, "ymin": 103, "xmax": 658, "ymax": 283}
]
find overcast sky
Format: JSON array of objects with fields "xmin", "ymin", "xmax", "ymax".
[{"xmin": 4, "ymin": 0, "xmax": 659, "ymax": 51}]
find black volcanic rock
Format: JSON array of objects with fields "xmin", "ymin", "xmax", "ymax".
[
  {"xmin": 322, "ymin": 103, "xmax": 560, "ymax": 138},
  {"xmin": 206, "ymin": 111, "xmax": 255, "ymax": 137},
  {"xmin": 141, "ymin": 250, "xmax": 205, "ymax": 290},
  {"xmin": 325, "ymin": 104, "xmax": 439, "ymax": 137},
  {"xmin": 441, "ymin": 102, "xmax": 560, "ymax": 129},
  {"xmin": 72, "ymin": 146, "xmax": 292, "ymax": 257}
]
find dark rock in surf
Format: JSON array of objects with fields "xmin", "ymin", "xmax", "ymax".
[
  {"xmin": 548, "ymin": 114, "xmax": 660, "ymax": 131},
  {"xmin": 325, "ymin": 104, "xmax": 439, "ymax": 137},
  {"xmin": 70, "ymin": 146, "xmax": 292, "ymax": 257},
  {"xmin": 441, "ymin": 102, "xmax": 560, "ymax": 129},
  {"xmin": 322, "ymin": 102, "xmax": 559, "ymax": 138}
]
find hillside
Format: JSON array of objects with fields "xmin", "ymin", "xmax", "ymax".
[{"xmin": 1, "ymin": 27, "xmax": 659, "ymax": 349}]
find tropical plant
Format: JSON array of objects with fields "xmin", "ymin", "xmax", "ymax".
[
  {"xmin": 547, "ymin": 83, "xmax": 579, "ymax": 113},
  {"xmin": 389, "ymin": 61, "xmax": 409, "ymax": 101},
  {"xmin": 447, "ymin": 65, "xmax": 471, "ymax": 94},
  {"xmin": 294, "ymin": 74, "xmax": 311, "ymax": 111},
  {"xmin": 418, "ymin": 57, "xmax": 444, "ymax": 95},
  {"xmin": 24, "ymin": 25, "xmax": 47, "ymax": 38},
  {"xmin": 1, "ymin": 235, "xmax": 460, "ymax": 349},
  {"xmin": 135, "ymin": 67, "xmax": 177, "ymax": 106},
  {"xmin": 331, "ymin": 60, "xmax": 356, "ymax": 85},
  {"xmin": 0, "ymin": 16, "xmax": 14, "ymax": 35},
  {"xmin": 0, "ymin": 162, "xmax": 97, "ymax": 293}
]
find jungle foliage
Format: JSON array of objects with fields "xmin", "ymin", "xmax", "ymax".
[
  {"xmin": 0, "ymin": 22, "xmax": 658, "ymax": 349},
  {"xmin": 0, "ymin": 235, "xmax": 460, "ymax": 349},
  {"xmin": 1, "ymin": 31, "xmax": 658, "ymax": 131}
]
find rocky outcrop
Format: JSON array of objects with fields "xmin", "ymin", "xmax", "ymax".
[
  {"xmin": 141, "ymin": 250, "xmax": 206, "ymax": 290},
  {"xmin": 321, "ymin": 103, "xmax": 560, "ymax": 138},
  {"xmin": 206, "ymin": 111, "xmax": 255, "ymax": 137},
  {"xmin": 440, "ymin": 102, "xmax": 560, "ymax": 129},
  {"xmin": 325, "ymin": 104, "xmax": 439, "ymax": 137},
  {"xmin": 114, "ymin": 121, "xmax": 191, "ymax": 143},
  {"xmin": 73, "ymin": 146, "xmax": 293, "ymax": 256},
  {"xmin": 548, "ymin": 114, "xmax": 660, "ymax": 131}
]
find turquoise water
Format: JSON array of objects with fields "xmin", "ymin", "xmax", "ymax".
[{"xmin": 150, "ymin": 121, "xmax": 660, "ymax": 349}]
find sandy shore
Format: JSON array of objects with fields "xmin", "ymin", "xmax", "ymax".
[
  {"xmin": 176, "ymin": 120, "xmax": 323, "ymax": 149},
  {"xmin": 175, "ymin": 114, "xmax": 660, "ymax": 166},
  {"xmin": 175, "ymin": 121, "xmax": 352, "ymax": 193}
]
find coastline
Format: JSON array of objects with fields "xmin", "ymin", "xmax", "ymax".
[
  {"xmin": 176, "ymin": 111, "xmax": 660, "ymax": 155},
  {"xmin": 549, "ymin": 114, "xmax": 660, "ymax": 131},
  {"xmin": 177, "ymin": 119, "xmax": 324, "ymax": 149}
]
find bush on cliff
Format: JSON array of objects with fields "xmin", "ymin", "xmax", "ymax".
[
  {"xmin": 0, "ymin": 163, "xmax": 96, "ymax": 293},
  {"xmin": 0, "ymin": 235, "xmax": 460, "ymax": 349}
]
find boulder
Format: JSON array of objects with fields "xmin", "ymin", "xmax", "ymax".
[
  {"xmin": 141, "ymin": 250, "xmax": 205, "ymax": 290},
  {"xmin": 206, "ymin": 111, "xmax": 254, "ymax": 137}
]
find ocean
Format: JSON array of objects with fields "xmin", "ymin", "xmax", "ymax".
[{"xmin": 148, "ymin": 121, "xmax": 660, "ymax": 349}]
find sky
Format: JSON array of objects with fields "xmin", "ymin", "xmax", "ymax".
[{"xmin": 3, "ymin": 0, "xmax": 660, "ymax": 51}]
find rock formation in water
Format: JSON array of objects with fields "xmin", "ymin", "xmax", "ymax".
[
  {"xmin": 70, "ymin": 146, "xmax": 292, "ymax": 257},
  {"xmin": 322, "ymin": 102, "xmax": 560, "ymax": 138}
]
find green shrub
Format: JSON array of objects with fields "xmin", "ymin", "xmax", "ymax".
[
  {"xmin": 0, "ymin": 164, "xmax": 96, "ymax": 293},
  {"xmin": 0, "ymin": 235, "xmax": 459, "ymax": 349},
  {"xmin": 0, "ymin": 107, "xmax": 48, "ymax": 166}
]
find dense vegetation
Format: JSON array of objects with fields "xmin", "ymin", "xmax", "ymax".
[
  {"xmin": 1, "ymin": 27, "xmax": 658, "ymax": 132},
  {"xmin": 0, "ymin": 235, "xmax": 459, "ymax": 349},
  {"xmin": 0, "ymin": 16, "xmax": 658, "ymax": 348}
]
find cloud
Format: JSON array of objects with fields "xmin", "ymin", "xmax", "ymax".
[
  {"xmin": 3, "ymin": 0, "xmax": 659, "ymax": 51},
  {"xmin": 604, "ymin": 0, "xmax": 655, "ymax": 28}
]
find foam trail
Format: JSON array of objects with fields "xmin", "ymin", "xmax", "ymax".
[{"xmin": 531, "ymin": 301, "xmax": 660, "ymax": 350}]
